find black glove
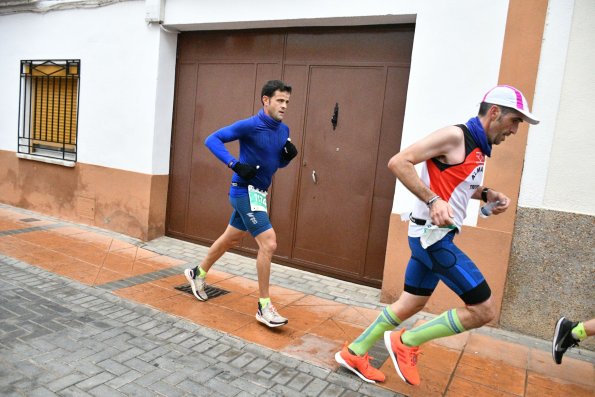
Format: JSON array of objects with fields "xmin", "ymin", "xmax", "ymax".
[
  {"xmin": 281, "ymin": 139, "xmax": 298, "ymax": 162},
  {"xmin": 232, "ymin": 162, "xmax": 258, "ymax": 180}
]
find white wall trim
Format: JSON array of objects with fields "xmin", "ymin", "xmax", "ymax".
[
  {"xmin": 519, "ymin": 0, "xmax": 575, "ymax": 208},
  {"xmin": 16, "ymin": 153, "xmax": 76, "ymax": 168}
]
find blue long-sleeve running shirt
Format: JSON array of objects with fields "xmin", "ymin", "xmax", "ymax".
[{"xmin": 205, "ymin": 109, "xmax": 291, "ymax": 196}]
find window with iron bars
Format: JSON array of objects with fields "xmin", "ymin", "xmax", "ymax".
[{"xmin": 18, "ymin": 60, "xmax": 80, "ymax": 163}]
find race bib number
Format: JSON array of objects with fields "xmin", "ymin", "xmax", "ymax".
[{"xmin": 248, "ymin": 185, "xmax": 268, "ymax": 212}]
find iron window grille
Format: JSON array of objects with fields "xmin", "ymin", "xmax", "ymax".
[{"xmin": 18, "ymin": 59, "xmax": 80, "ymax": 162}]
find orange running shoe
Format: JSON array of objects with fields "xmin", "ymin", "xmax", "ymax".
[
  {"xmin": 334, "ymin": 343, "xmax": 385, "ymax": 383},
  {"xmin": 384, "ymin": 329, "xmax": 421, "ymax": 386}
]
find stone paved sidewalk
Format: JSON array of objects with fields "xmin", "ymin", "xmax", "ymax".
[{"xmin": 0, "ymin": 255, "xmax": 400, "ymax": 397}]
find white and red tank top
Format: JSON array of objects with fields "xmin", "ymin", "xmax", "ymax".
[{"xmin": 408, "ymin": 125, "xmax": 485, "ymax": 237}]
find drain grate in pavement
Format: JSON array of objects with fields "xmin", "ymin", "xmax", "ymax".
[
  {"xmin": 335, "ymin": 339, "xmax": 390, "ymax": 375},
  {"xmin": 368, "ymin": 339, "xmax": 391, "ymax": 368},
  {"xmin": 20, "ymin": 218, "xmax": 40, "ymax": 222},
  {"xmin": 175, "ymin": 284, "xmax": 230, "ymax": 299}
]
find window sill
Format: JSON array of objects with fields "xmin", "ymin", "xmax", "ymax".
[{"xmin": 17, "ymin": 153, "xmax": 76, "ymax": 168}]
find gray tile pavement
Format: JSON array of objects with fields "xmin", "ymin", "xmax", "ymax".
[{"xmin": 0, "ymin": 255, "xmax": 405, "ymax": 396}]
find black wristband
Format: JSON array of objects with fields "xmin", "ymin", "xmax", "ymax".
[{"xmin": 481, "ymin": 187, "xmax": 490, "ymax": 203}]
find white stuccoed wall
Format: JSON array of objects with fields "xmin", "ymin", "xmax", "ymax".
[
  {"xmin": 0, "ymin": 1, "xmax": 177, "ymax": 175},
  {"xmin": 520, "ymin": 0, "xmax": 595, "ymax": 216},
  {"xmin": 391, "ymin": 1, "xmax": 508, "ymax": 224}
]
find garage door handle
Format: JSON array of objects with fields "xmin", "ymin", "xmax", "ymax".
[
  {"xmin": 331, "ymin": 102, "xmax": 339, "ymax": 130},
  {"xmin": 312, "ymin": 170, "xmax": 317, "ymax": 184}
]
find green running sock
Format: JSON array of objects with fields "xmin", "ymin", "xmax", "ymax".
[
  {"xmin": 401, "ymin": 309, "xmax": 465, "ymax": 347},
  {"xmin": 259, "ymin": 297, "xmax": 271, "ymax": 307},
  {"xmin": 198, "ymin": 266, "xmax": 207, "ymax": 279},
  {"xmin": 349, "ymin": 306, "xmax": 401, "ymax": 356},
  {"xmin": 572, "ymin": 322, "xmax": 587, "ymax": 341}
]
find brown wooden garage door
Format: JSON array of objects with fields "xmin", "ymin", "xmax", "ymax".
[{"xmin": 167, "ymin": 25, "xmax": 413, "ymax": 287}]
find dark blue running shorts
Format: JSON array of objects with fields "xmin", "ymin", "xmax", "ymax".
[
  {"xmin": 228, "ymin": 194, "xmax": 272, "ymax": 237},
  {"xmin": 404, "ymin": 231, "xmax": 491, "ymax": 305}
]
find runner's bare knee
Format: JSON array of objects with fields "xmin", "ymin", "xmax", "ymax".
[{"xmin": 466, "ymin": 298, "xmax": 496, "ymax": 325}]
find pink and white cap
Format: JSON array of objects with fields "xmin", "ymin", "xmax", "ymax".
[{"xmin": 482, "ymin": 85, "xmax": 540, "ymax": 125}]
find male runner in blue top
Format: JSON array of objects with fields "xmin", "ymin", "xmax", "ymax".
[{"xmin": 184, "ymin": 80, "xmax": 298, "ymax": 328}]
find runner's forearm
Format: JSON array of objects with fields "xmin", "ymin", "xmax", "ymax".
[{"xmin": 388, "ymin": 157, "xmax": 435, "ymax": 203}]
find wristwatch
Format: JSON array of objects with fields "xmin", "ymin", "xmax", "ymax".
[{"xmin": 481, "ymin": 187, "xmax": 490, "ymax": 203}]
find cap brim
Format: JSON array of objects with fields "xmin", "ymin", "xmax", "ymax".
[{"xmin": 519, "ymin": 109, "xmax": 539, "ymax": 125}]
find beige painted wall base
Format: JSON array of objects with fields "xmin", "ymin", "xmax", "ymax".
[{"xmin": 0, "ymin": 150, "xmax": 168, "ymax": 241}]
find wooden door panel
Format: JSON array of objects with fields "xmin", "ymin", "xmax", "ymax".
[
  {"xmin": 293, "ymin": 66, "xmax": 385, "ymax": 274},
  {"xmin": 168, "ymin": 27, "xmax": 413, "ymax": 286},
  {"xmin": 285, "ymin": 26, "xmax": 414, "ymax": 64},
  {"xmin": 363, "ymin": 66, "xmax": 409, "ymax": 281},
  {"xmin": 179, "ymin": 30, "xmax": 285, "ymax": 64},
  {"xmin": 185, "ymin": 63, "xmax": 257, "ymax": 241},
  {"xmin": 268, "ymin": 64, "xmax": 308, "ymax": 258},
  {"xmin": 236, "ymin": 62, "xmax": 285, "ymax": 253},
  {"xmin": 167, "ymin": 63, "xmax": 198, "ymax": 234}
]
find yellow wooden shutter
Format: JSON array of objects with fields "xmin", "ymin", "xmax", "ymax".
[{"xmin": 30, "ymin": 63, "xmax": 78, "ymax": 150}]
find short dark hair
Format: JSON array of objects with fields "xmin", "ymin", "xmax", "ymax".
[
  {"xmin": 261, "ymin": 80, "xmax": 292, "ymax": 100},
  {"xmin": 478, "ymin": 102, "xmax": 515, "ymax": 117}
]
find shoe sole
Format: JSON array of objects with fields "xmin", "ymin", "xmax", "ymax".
[
  {"xmin": 183, "ymin": 269, "xmax": 208, "ymax": 302},
  {"xmin": 334, "ymin": 352, "xmax": 376, "ymax": 383},
  {"xmin": 255, "ymin": 313, "xmax": 287, "ymax": 328},
  {"xmin": 384, "ymin": 331, "xmax": 414, "ymax": 385},
  {"xmin": 552, "ymin": 317, "xmax": 565, "ymax": 364}
]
